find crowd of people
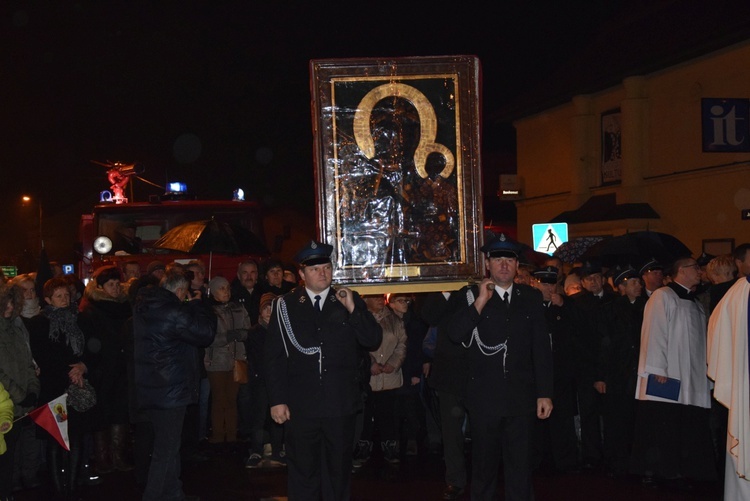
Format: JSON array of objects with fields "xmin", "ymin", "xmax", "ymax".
[{"xmin": 0, "ymin": 237, "xmax": 748, "ymax": 501}]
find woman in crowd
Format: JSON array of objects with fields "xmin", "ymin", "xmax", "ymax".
[
  {"xmin": 78, "ymin": 265, "xmax": 133, "ymax": 476},
  {"xmin": 30, "ymin": 277, "xmax": 90, "ymax": 499},
  {"xmin": 204, "ymin": 276, "xmax": 251, "ymax": 446},
  {"xmin": 243, "ymin": 292, "xmax": 285, "ymax": 468},
  {"xmin": 387, "ymin": 292, "xmax": 429, "ymax": 456},
  {"xmin": 258, "ymin": 259, "xmax": 294, "ymax": 296},
  {"xmin": 0, "ymin": 283, "xmax": 40, "ymax": 501},
  {"xmin": 355, "ymin": 294, "xmax": 406, "ymax": 465}
]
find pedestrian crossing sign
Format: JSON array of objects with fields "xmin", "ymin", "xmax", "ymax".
[{"xmin": 532, "ymin": 223, "xmax": 568, "ymax": 255}]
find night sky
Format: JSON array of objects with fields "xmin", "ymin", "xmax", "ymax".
[{"xmin": 0, "ymin": 2, "xmax": 621, "ymax": 265}]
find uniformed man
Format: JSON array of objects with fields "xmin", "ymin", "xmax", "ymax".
[
  {"xmin": 532, "ymin": 265, "xmax": 578, "ymax": 475},
  {"xmin": 264, "ymin": 240, "xmax": 382, "ymax": 500},
  {"xmin": 448, "ymin": 233, "xmax": 553, "ymax": 501}
]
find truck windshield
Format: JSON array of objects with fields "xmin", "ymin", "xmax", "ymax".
[{"xmin": 96, "ymin": 206, "xmax": 260, "ymax": 254}]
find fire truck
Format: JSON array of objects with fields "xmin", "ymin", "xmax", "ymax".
[{"xmin": 77, "ymin": 163, "xmax": 267, "ymax": 282}]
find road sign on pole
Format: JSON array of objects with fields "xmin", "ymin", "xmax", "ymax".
[{"xmin": 532, "ymin": 223, "xmax": 568, "ymax": 255}]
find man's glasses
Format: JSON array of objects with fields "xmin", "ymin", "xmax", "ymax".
[{"xmin": 392, "ymin": 298, "xmax": 412, "ymax": 304}]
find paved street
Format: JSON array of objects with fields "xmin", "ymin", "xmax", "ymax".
[{"xmin": 13, "ymin": 443, "xmax": 723, "ymax": 501}]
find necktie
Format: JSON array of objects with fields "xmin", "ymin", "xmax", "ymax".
[
  {"xmin": 314, "ymin": 295, "xmax": 321, "ymax": 311},
  {"xmin": 502, "ymin": 291, "xmax": 509, "ymax": 307}
]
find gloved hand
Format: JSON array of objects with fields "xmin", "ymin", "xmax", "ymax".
[
  {"xmin": 225, "ymin": 329, "xmax": 247, "ymax": 342},
  {"xmin": 18, "ymin": 393, "xmax": 37, "ymax": 408}
]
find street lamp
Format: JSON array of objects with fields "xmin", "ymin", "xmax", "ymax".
[{"xmin": 21, "ymin": 195, "xmax": 43, "ymax": 249}]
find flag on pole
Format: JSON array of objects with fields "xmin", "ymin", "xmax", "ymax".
[{"xmin": 28, "ymin": 394, "xmax": 69, "ymax": 451}]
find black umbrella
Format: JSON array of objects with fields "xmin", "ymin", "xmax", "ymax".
[
  {"xmin": 580, "ymin": 231, "xmax": 692, "ymax": 268},
  {"xmin": 152, "ymin": 219, "xmax": 269, "ymax": 277}
]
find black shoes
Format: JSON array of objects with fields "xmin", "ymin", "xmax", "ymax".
[{"xmin": 442, "ymin": 484, "xmax": 465, "ymax": 500}]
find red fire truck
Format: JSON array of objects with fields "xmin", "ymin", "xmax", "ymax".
[{"xmin": 77, "ymin": 166, "xmax": 266, "ymax": 282}]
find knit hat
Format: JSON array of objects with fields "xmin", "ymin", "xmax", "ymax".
[
  {"xmin": 260, "ymin": 292, "xmax": 276, "ymax": 311},
  {"xmin": 208, "ymin": 275, "xmax": 229, "ymax": 292}
]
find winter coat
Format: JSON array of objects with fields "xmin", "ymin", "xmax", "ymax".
[
  {"xmin": 369, "ymin": 307, "xmax": 406, "ymax": 392},
  {"xmin": 230, "ymin": 278, "xmax": 261, "ymax": 327},
  {"xmin": 205, "ymin": 300, "xmax": 251, "ymax": 372},
  {"xmin": 0, "ymin": 316, "xmax": 40, "ymax": 418},
  {"xmin": 133, "ymin": 286, "xmax": 216, "ymax": 410},
  {"xmin": 78, "ymin": 286, "xmax": 133, "ymax": 428}
]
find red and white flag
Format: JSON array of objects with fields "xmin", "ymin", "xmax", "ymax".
[{"xmin": 28, "ymin": 394, "xmax": 69, "ymax": 451}]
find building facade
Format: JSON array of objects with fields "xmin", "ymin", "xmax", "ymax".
[{"xmin": 513, "ymin": 39, "xmax": 750, "ymax": 258}]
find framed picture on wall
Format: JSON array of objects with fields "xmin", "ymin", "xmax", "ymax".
[
  {"xmin": 309, "ymin": 55, "xmax": 484, "ymax": 291},
  {"xmin": 601, "ymin": 108, "xmax": 622, "ymax": 184},
  {"xmin": 702, "ymin": 238, "xmax": 735, "ymax": 256}
]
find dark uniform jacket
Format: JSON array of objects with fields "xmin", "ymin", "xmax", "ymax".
[
  {"xmin": 599, "ymin": 295, "xmax": 645, "ymax": 395},
  {"xmin": 448, "ymin": 283, "xmax": 553, "ymax": 416},
  {"xmin": 421, "ymin": 292, "xmax": 468, "ymax": 397},
  {"xmin": 570, "ymin": 290, "xmax": 616, "ymax": 385},
  {"xmin": 264, "ymin": 287, "xmax": 382, "ymax": 419},
  {"xmin": 542, "ymin": 298, "xmax": 577, "ymax": 413}
]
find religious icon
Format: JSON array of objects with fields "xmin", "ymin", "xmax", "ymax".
[{"xmin": 311, "ymin": 56, "xmax": 484, "ymax": 290}]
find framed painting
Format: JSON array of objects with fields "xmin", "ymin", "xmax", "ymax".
[{"xmin": 310, "ymin": 55, "xmax": 484, "ymax": 291}]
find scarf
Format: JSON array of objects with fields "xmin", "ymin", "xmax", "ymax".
[
  {"xmin": 21, "ymin": 298, "xmax": 41, "ymax": 319},
  {"xmin": 42, "ymin": 304, "xmax": 84, "ymax": 356}
]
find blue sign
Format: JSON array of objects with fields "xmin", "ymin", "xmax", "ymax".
[
  {"xmin": 62, "ymin": 264, "xmax": 74, "ymax": 275},
  {"xmin": 532, "ymin": 223, "xmax": 568, "ymax": 255}
]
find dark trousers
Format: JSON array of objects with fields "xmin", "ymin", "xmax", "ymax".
[
  {"xmin": 576, "ymin": 382, "xmax": 603, "ymax": 463},
  {"xmin": 602, "ymin": 391, "xmax": 636, "ymax": 474},
  {"xmin": 285, "ymin": 413, "xmax": 355, "ymax": 501},
  {"xmin": 237, "ymin": 382, "xmax": 252, "ymax": 438},
  {"xmin": 396, "ymin": 390, "xmax": 425, "ymax": 444},
  {"xmin": 470, "ymin": 411, "xmax": 535, "ymax": 501},
  {"xmin": 132, "ymin": 420, "xmax": 155, "ymax": 488},
  {"xmin": 0, "ymin": 424, "xmax": 21, "ymax": 497},
  {"xmin": 437, "ymin": 390, "xmax": 468, "ymax": 489},
  {"xmin": 247, "ymin": 379, "xmax": 283, "ymax": 455},
  {"xmin": 144, "ymin": 406, "xmax": 186, "ymax": 501},
  {"xmin": 361, "ymin": 389, "xmax": 398, "ymax": 443}
]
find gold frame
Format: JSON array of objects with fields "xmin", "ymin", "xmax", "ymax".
[{"xmin": 310, "ymin": 56, "xmax": 484, "ymax": 291}]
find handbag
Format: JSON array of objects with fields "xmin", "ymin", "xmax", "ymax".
[
  {"xmin": 66, "ymin": 379, "xmax": 97, "ymax": 412},
  {"xmin": 233, "ymin": 359, "xmax": 248, "ymax": 384},
  {"xmin": 233, "ymin": 340, "xmax": 248, "ymax": 383}
]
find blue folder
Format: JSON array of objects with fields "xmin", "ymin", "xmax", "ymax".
[{"xmin": 646, "ymin": 374, "xmax": 681, "ymax": 400}]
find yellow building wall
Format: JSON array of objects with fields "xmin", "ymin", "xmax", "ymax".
[{"xmin": 514, "ymin": 40, "xmax": 750, "ymax": 257}]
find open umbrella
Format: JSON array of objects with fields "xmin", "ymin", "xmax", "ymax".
[
  {"xmin": 152, "ymin": 218, "xmax": 269, "ymax": 278},
  {"xmin": 553, "ymin": 236, "xmax": 606, "ymax": 264},
  {"xmin": 580, "ymin": 231, "xmax": 692, "ymax": 268}
]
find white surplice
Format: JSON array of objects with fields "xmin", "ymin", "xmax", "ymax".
[
  {"xmin": 707, "ymin": 277, "xmax": 750, "ymax": 498},
  {"xmin": 635, "ymin": 285, "xmax": 711, "ymax": 408}
]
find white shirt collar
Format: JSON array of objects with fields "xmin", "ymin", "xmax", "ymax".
[
  {"xmin": 306, "ymin": 287, "xmax": 330, "ymax": 304},
  {"xmin": 494, "ymin": 283, "xmax": 513, "ymax": 303}
]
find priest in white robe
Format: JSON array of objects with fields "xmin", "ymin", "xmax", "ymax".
[
  {"xmin": 707, "ymin": 276, "xmax": 750, "ymax": 499},
  {"xmin": 630, "ymin": 257, "xmax": 716, "ymax": 485}
]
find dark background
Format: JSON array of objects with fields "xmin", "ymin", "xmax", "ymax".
[{"xmin": 3, "ymin": 1, "xmax": 749, "ymax": 268}]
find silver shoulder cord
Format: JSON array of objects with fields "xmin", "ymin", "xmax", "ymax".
[
  {"xmin": 275, "ymin": 297, "xmax": 323, "ymax": 374},
  {"xmin": 463, "ymin": 289, "xmax": 508, "ymax": 372}
]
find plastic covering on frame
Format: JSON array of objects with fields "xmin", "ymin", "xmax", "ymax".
[{"xmin": 310, "ymin": 56, "xmax": 484, "ymax": 291}]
